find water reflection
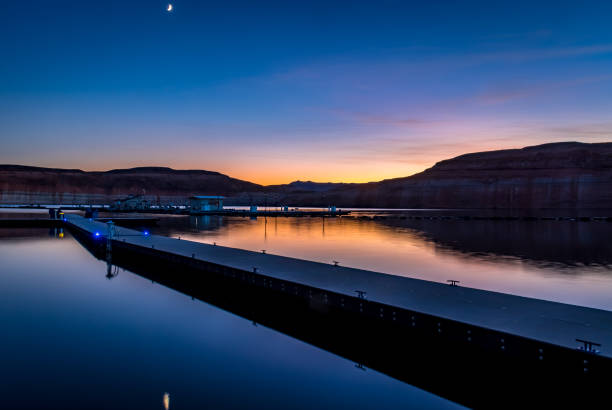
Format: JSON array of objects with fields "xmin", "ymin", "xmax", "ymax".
[
  {"xmin": 0, "ymin": 230, "xmax": 461, "ymax": 409},
  {"xmin": 49, "ymin": 227, "xmax": 65, "ymax": 239},
  {"xmin": 145, "ymin": 214, "xmax": 612, "ymax": 310},
  {"xmin": 380, "ymin": 218, "xmax": 612, "ymax": 270},
  {"xmin": 72, "ymin": 225, "xmax": 607, "ymax": 409},
  {"xmin": 189, "ymin": 215, "xmax": 222, "ymax": 232},
  {"xmin": 163, "ymin": 392, "xmax": 170, "ymax": 410},
  {"xmin": 106, "ymin": 260, "xmax": 119, "ymax": 279}
]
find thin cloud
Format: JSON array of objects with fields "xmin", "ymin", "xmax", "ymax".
[
  {"xmin": 265, "ymin": 44, "xmax": 612, "ymax": 87},
  {"xmin": 474, "ymin": 74, "xmax": 612, "ymax": 105},
  {"xmin": 328, "ymin": 109, "xmax": 433, "ymax": 127},
  {"xmin": 353, "ymin": 115, "xmax": 430, "ymax": 126},
  {"xmin": 481, "ymin": 29, "xmax": 554, "ymax": 41},
  {"xmin": 465, "ymin": 44, "xmax": 612, "ymax": 64},
  {"xmin": 546, "ymin": 122, "xmax": 612, "ymax": 137}
]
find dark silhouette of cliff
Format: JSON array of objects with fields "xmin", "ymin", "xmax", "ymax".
[
  {"xmin": 0, "ymin": 166, "xmax": 262, "ymax": 204},
  {"xmin": 1, "ymin": 142, "xmax": 611, "ymax": 208},
  {"xmin": 289, "ymin": 142, "xmax": 612, "ymax": 209}
]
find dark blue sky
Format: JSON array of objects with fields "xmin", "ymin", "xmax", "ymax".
[{"xmin": 1, "ymin": 1, "xmax": 611, "ymax": 183}]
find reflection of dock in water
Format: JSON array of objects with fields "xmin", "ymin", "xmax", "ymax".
[{"xmin": 60, "ymin": 213, "xmax": 612, "ymax": 407}]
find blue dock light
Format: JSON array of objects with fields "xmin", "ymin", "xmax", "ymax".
[
  {"xmin": 94, "ymin": 232, "xmax": 101, "ymax": 237},
  {"xmin": 143, "ymin": 231, "xmax": 149, "ymax": 236}
]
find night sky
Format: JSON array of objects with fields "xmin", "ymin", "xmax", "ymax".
[{"xmin": 1, "ymin": 0, "xmax": 611, "ymax": 184}]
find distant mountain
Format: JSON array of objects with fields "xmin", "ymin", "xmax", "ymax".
[
  {"xmin": 301, "ymin": 142, "xmax": 612, "ymax": 209},
  {"xmin": 0, "ymin": 165, "xmax": 262, "ymax": 205},
  {"xmin": 1, "ymin": 142, "xmax": 611, "ymax": 208},
  {"xmin": 267, "ymin": 180, "xmax": 353, "ymax": 193}
]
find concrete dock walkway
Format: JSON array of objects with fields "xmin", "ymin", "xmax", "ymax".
[{"xmin": 65, "ymin": 214, "xmax": 612, "ymax": 359}]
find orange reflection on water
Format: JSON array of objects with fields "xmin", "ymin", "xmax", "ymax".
[
  {"xmin": 163, "ymin": 392, "xmax": 170, "ymax": 410},
  {"xmin": 164, "ymin": 215, "xmax": 612, "ymax": 311}
]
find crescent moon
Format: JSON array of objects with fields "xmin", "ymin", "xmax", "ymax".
[{"xmin": 167, "ymin": 4, "xmax": 173, "ymax": 12}]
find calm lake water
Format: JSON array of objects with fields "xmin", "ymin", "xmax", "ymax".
[
  {"xmin": 2, "ymin": 209, "xmax": 612, "ymax": 408},
  {"xmin": 0, "ymin": 227, "xmax": 462, "ymax": 409},
  {"xmin": 148, "ymin": 213, "xmax": 612, "ymax": 311}
]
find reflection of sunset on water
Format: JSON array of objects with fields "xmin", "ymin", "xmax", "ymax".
[
  {"xmin": 152, "ymin": 215, "xmax": 612, "ymax": 310},
  {"xmin": 0, "ymin": 228, "xmax": 464, "ymax": 409}
]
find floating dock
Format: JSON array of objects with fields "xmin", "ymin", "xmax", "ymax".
[
  {"xmin": 0, "ymin": 216, "xmax": 159, "ymax": 228},
  {"xmin": 93, "ymin": 217, "xmax": 160, "ymax": 226},
  {"xmin": 63, "ymin": 214, "xmax": 612, "ymax": 372},
  {"xmin": 2, "ymin": 205, "xmax": 350, "ymax": 217},
  {"xmin": 105, "ymin": 208, "xmax": 350, "ymax": 217},
  {"xmin": 356, "ymin": 214, "xmax": 612, "ymax": 222},
  {"xmin": 189, "ymin": 209, "xmax": 350, "ymax": 217}
]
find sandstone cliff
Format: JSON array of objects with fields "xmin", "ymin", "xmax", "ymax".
[
  {"xmin": 1, "ymin": 142, "xmax": 611, "ymax": 209},
  {"xmin": 314, "ymin": 142, "xmax": 612, "ymax": 209},
  {"xmin": 0, "ymin": 166, "xmax": 262, "ymax": 205}
]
